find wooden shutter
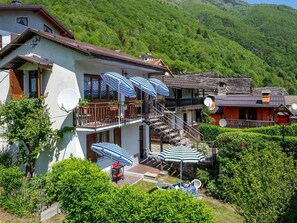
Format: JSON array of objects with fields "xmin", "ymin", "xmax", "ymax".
[
  {"xmin": 86, "ymin": 133, "xmax": 100, "ymax": 163},
  {"xmin": 114, "ymin": 128, "xmax": 121, "ymax": 147},
  {"xmin": 9, "ymin": 69, "xmax": 24, "ymax": 99}
]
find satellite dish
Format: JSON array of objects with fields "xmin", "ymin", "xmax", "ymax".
[
  {"xmin": 57, "ymin": 89, "xmax": 79, "ymax": 113},
  {"xmin": 204, "ymin": 97, "xmax": 213, "ymax": 107},
  {"xmin": 291, "ymin": 103, "xmax": 297, "ymax": 111},
  {"xmin": 219, "ymin": 119, "xmax": 227, "ymax": 127}
]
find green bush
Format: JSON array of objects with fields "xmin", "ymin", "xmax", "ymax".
[
  {"xmin": 0, "ymin": 151, "xmax": 13, "ymax": 167},
  {"xmin": 198, "ymin": 124, "xmax": 237, "ymax": 141},
  {"xmin": 0, "ymin": 166, "xmax": 24, "ymax": 196},
  {"xmin": 213, "ymin": 132, "xmax": 297, "ymax": 222},
  {"xmin": 145, "ymin": 189, "xmax": 213, "ymax": 223},
  {"xmin": 53, "ymin": 158, "xmax": 214, "ymax": 222},
  {"xmin": 46, "ymin": 157, "xmax": 111, "ymax": 203},
  {"xmin": 198, "ymin": 123, "xmax": 297, "ymax": 141}
]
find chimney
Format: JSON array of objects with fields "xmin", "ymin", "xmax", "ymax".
[
  {"xmin": 11, "ymin": 0, "xmax": 22, "ymax": 4},
  {"xmin": 261, "ymin": 90, "xmax": 271, "ymax": 103}
]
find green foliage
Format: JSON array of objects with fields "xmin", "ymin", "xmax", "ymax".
[
  {"xmin": 201, "ymin": 107, "xmax": 215, "ymax": 124},
  {"xmin": 198, "ymin": 123, "xmax": 236, "ymax": 141},
  {"xmin": 0, "ymin": 166, "xmax": 24, "ymax": 196},
  {"xmin": 0, "ymin": 97, "xmax": 57, "ymax": 179},
  {"xmin": 213, "ymin": 132, "xmax": 297, "ymax": 222},
  {"xmin": 0, "ymin": 151, "xmax": 13, "ymax": 167},
  {"xmin": 221, "ymin": 144, "xmax": 296, "ymax": 222},
  {"xmin": 46, "ymin": 157, "xmax": 111, "ymax": 204},
  {"xmin": 50, "ymin": 158, "xmax": 213, "ymax": 222},
  {"xmin": 145, "ymin": 189, "xmax": 214, "ymax": 223}
]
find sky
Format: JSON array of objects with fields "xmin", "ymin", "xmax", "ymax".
[{"xmin": 244, "ymin": 0, "xmax": 297, "ymax": 9}]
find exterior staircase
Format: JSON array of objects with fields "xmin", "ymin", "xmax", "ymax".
[{"xmin": 144, "ymin": 102, "xmax": 204, "ymax": 148}]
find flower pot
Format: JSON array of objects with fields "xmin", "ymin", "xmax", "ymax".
[{"xmin": 110, "ymin": 105, "xmax": 119, "ymax": 111}]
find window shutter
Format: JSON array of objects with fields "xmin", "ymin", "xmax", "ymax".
[{"xmin": 9, "ymin": 69, "xmax": 24, "ymax": 99}]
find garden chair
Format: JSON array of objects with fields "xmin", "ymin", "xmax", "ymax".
[{"xmin": 191, "ymin": 179, "xmax": 202, "ymax": 195}]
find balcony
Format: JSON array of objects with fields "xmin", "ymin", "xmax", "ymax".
[
  {"xmin": 165, "ymin": 98, "xmax": 204, "ymax": 109},
  {"xmin": 225, "ymin": 119, "xmax": 275, "ymax": 128},
  {"xmin": 75, "ymin": 101, "xmax": 145, "ymax": 129}
]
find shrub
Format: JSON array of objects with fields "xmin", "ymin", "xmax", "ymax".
[
  {"xmin": 0, "ymin": 151, "xmax": 13, "ymax": 167},
  {"xmin": 46, "ymin": 157, "xmax": 110, "ymax": 203},
  {"xmin": 0, "ymin": 166, "xmax": 24, "ymax": 196},
  {"xmin": 144, "ymin": 189, "xmax": 214, "ymax": 222}
]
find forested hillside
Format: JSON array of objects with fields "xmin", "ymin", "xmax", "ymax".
[{"xmin": 1, "ymin": 0, "xmax": 296, "ymax": 93}]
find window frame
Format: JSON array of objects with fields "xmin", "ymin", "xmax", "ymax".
[
  {"xmin": 16, "ymin": 17, "xmax": 28, "ymax": 26},
  {"xmin": 43, "ymin": 24, "xmax": 53, "ymax": 33},
  {"xmin": 84, "ymin": 74, "xmax": 117, "ymax": 102},
  {"xmin": 29, "ymin": 70, "xmax": 38, "ymax": 98}
]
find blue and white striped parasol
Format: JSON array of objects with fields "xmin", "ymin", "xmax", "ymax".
[
  {"xmin": 101, "ymin": 72, "xmax": 136, "ymax": 98},
  {"xmin": 158, "ymin": 146, "xmax": 205, "ymax": 182},
  {"xmin": 148, "ymin": 78, "xmax": 169, "ymax": 96},
  {"xmin": 129, "ymin": 76, "xmax": 157, "ymax": 97},
  {"xmin": 91, "ymin": 142, "xmax": 133, "ymax": 166}
]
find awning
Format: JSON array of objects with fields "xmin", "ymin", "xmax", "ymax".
[
  {"xmin": 1, "ymin": 54, "xmax": 53, "ymax": 69},
  {"xmin": 148, "ymin": 78, "xmax": 169, "ymax": 96},
  {"xmin": 101, "ymin": 72, "xmax": 136, "ymax": 98},
  {"xmin": 91, "ymin": 142, "xmax": 133, "ymax": 166},
  {"xmin": 158, "ymin": 146, "xmax": 205, "ymax": 182},
  {"xmin": 129, "ymin": 76, "xmax": 157, "ymax": 97}
]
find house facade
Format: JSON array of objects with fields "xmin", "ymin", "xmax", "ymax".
[
  {"xmin": 0, "ymin": 1, "xmax": 73, "ymax": 49},
  {"xmin": 0, "ymin": 29, "xmax": 167, "ymax": 174}
]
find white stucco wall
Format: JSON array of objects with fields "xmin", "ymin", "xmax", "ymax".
[
  {"xmin": 0, "ymin": 11, "xmax": 61, "ymax": 36},
  {"xmin": 0, "ymin": 34, "xmax": 159, "ymax": 174}
]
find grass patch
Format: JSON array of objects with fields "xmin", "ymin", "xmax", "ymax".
[{"xmin": 204, "ymin": 199, "xmax": 243, "ymax": 223}]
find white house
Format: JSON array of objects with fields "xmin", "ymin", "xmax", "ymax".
[{"xmin": 0, "ymin": 28, "xmax": 168, "ymax": 174}]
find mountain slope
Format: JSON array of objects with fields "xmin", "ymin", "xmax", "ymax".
[
  {"xmin": 0, "ymin": 0, "xmax": 295, "ymax": 92},
  {"xmin": 178, "ymin": 0, "xmax": 297, "ymax": 93}
]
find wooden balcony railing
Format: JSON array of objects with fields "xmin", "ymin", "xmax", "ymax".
[
  {"xmin": 74, "ymin": 102, "xmax": 145, "ymax": 129},
  {"xmin": 225, "ymin": 119, "xmax": 275, "ymax": 128}
]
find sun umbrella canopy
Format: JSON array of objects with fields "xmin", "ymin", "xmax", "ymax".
[
  {"xmin": 101, "ymin": 72, "xmax": 136, "ymax": 98},
  {"xmin": 129, "ymin": 76, "xmax": 157, "ymax": 97},
  {"xmin": 158, "ymin": 146, "xmax": 205, "ymax": 182},
  {"xmin": 91, "ymin": 142, "xmax": 133, "ymax": 166},
  {"xmin": 148, "ymin": 78, "xmax": 169, "ymax": 96}
]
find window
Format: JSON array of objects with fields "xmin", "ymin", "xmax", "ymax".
[
  {"xmin": 84, "ymin": 74, "xmax": 116, "ymax": 101},
  {"xmin": 29, "ymin": 71, "xmax": 38, "ymax": 98},
  {"xmin": 16, "ymin": 17, "xmax": 28, "ymax": 26},
  {"xmin": 44, "ymin": 24, "xmax": 52, "ymax": 33}
]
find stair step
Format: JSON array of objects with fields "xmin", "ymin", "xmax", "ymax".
[
  {"xmin": 156, "ymin": 125, "xmax": 168, "ymax": 130},
  {"xmin": 153, "ymin": 121, "xmax": 164, "ymax": 126},
  {"xmin": 168, "ymin": 132, "xmax": 179, "ymax": 137}
]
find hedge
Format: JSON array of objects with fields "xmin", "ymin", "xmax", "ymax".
[{"xmin": 198, "ymin": 123, "xmax": 297, "ymax": 142}]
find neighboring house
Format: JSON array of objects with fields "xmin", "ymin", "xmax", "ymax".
[
  {"xmin": 0, "ymin": 28, "xmax": 168, "ymax": 174},
  {"xmin": 211, "ymin": 91, "xmax": 285, "ymax": 128},
  {"xmin": 163, "ymin": 72, "xmax": 289, "ymax": 129},
  {"xmin": 163, "ymin": 72, "xmax": 252, "ymax": 126},
  {"xmin": 0, "ymin": 1, "xmax": 74, "ymax": 49}
]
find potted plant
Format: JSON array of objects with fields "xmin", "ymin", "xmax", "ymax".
[
  {"xmin": 109, "ymin": 100, "xmax": 119, "ymax": 111},
  {"xmin": 134, "ymin": 99, "xmax": 143, "ymax": 107},
  {"xmin": 79, "ymin": 98, "xmax": 89, "ymax": 113}
]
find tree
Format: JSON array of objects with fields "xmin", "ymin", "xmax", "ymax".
[
  {"xmin": 222, "ymin": 144, "xmax": 296, "ymax": 222},
  {"xmin": 0, "ymin": 97, "xmax": 56, "ymax": 180},
  {"xmin": 201, "ymin": 106, "xmax": 215, "ymax": 124}
]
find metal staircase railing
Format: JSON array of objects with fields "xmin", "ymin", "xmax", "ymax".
[{"xmin": 145, "ymin": 100, "xmax": 204, "ymax": 147}]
